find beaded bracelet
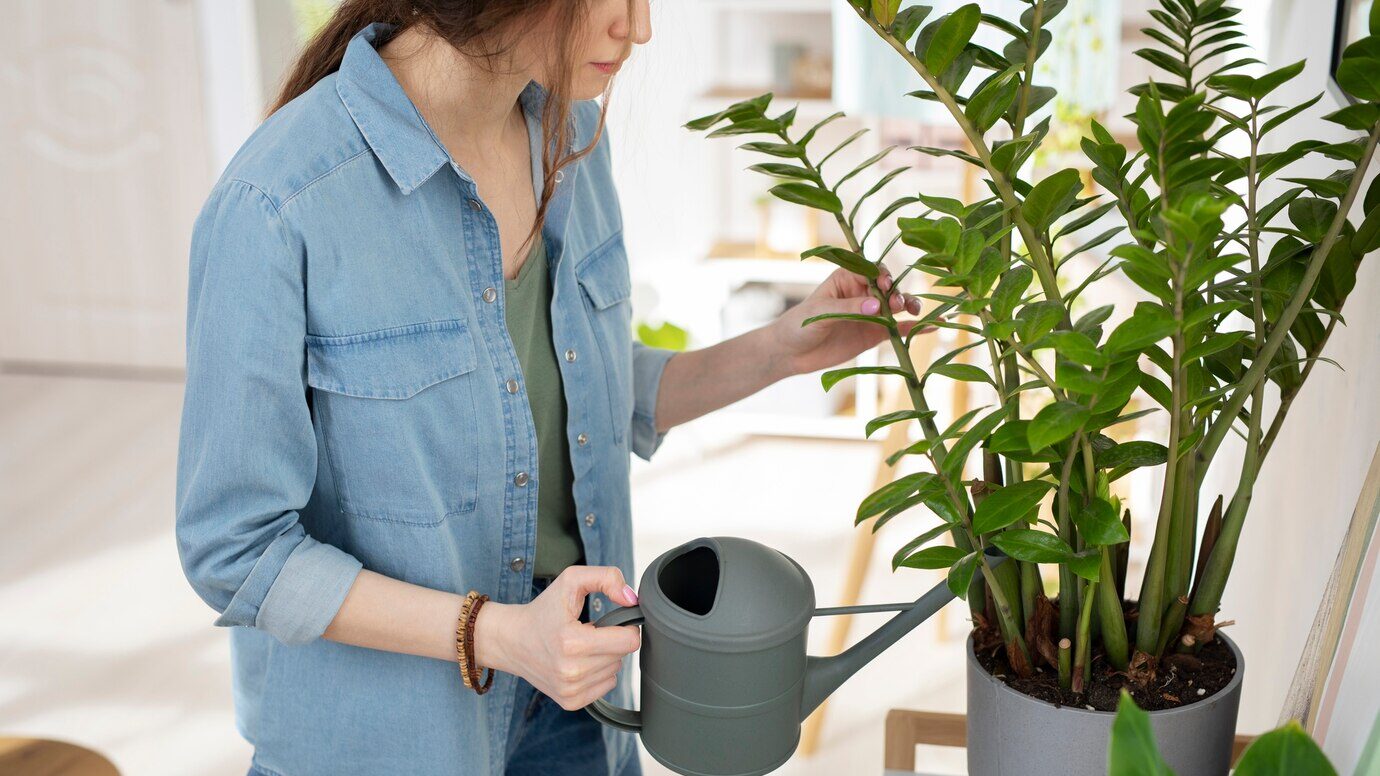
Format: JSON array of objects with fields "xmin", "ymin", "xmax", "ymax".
[
  {"xmin": 465, "ymin": 594, "xmax": 495, "ymax": 694},
  {"xmin": 455, "ymin": 591, "xmax": 479, "ymax": 689},
  {"xmin": 454, "ymin": 590, "xmax": 494, "ymax": 695}
]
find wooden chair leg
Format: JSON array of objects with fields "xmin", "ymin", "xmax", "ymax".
[{"xmin": 798, "ymin": 382, "xmax": 915, "ymax": 757}]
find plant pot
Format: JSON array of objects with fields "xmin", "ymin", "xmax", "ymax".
[{"xmin": 965, "ymin": 632, "xmax": 1244, "ymax": 776}]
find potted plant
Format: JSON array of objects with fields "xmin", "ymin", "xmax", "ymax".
[{"xmin": 685, "ymin": 0, "xmax": 1380, "ymax": 773}]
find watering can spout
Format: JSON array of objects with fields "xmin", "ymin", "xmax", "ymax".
[{"xmin": 800, "ymin": 547, "xmax": 1005, "ymax": 719}]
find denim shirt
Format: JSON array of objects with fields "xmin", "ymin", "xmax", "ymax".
[{"xmin": 174, "ymin": 23, "xmax": 675, "ymax": 776}]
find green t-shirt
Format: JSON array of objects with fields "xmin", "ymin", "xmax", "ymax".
[{"xmin": 504, "ymin": 235, "xmax": 584, "ymax": 577}]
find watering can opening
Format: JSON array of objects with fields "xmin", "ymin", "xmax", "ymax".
[{"xmin": 658, "ymin": 543, "xmax": 720, "ymax": 617}]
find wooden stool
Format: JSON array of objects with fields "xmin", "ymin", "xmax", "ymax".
[{"xmin": 0, "ymin": 737, "xmax": 120, "ymax": 776}]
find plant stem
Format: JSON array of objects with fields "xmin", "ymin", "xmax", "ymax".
[
  {"xmin": 777, "ymin": 126, "xmax": 1039, "ymax": 664},
  {"xmin": 1056, "ymin": 437, "xmax": 1082, "ymax": 640},
  {"xmin": 1189, "ymin": 122, "xmax": 1380, "ymax": 619},
  {"xmin": 1072, "ymin": 579, "xmax": 1097, "ymax": 694},
  {"xmin": 1058, "ymin": 638, "xmax": 1072, "ymax": 691},
  {"xmin": 852, "ymin": 7, "xmax": 1064, "ymax": 307},
  {"xmin": 1011, "ymin": 0, "xmax": 1046, "ymax": 136},
  {"xmin": 1135, "ymin": 260, "xmax": 1187, "ymax": 657},
  {"xmin": 1097, "ymin": 547, "xmax": 1129, "ymax": 670},
  {"xmin": 1195, "ymin": 123, "xmax": 1380, "ymax": 473}
]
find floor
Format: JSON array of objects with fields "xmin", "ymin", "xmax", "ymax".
[{"xmin": 0, "ymin": 373, "xmax": 972, "ymax": 775}]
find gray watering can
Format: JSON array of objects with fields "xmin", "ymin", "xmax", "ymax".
[{"xmin": 585, "ymin": 536, "xmax": 1004, "ymax": 776}]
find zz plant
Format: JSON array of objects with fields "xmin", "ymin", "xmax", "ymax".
[{"xmin": 687, "ymin": 0, "xmax": 1380, "ymax": 694}]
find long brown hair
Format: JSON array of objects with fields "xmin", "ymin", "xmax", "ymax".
[{"xmin": 270, "ymin": 0, "xmax": 629, "ymax": 257}]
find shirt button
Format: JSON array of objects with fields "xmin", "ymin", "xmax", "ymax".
[
  {"xmin": 584, "ymin": 513, "xmax": 596, "ymax": 527},
  {"xmin": 505, "ymin": 378, "xmax": 520, "ymax": 394},
  {"xmin": 514, "ymin": 471, "xmax": 530, "ymax": 487},
  {"xmin": 468, "ymin": 198, "xmax": 482, "ymax": 211},
  {"xmin": 577, "ymin": 432, "xmax": 588, "ymax": 446},
  {"xmin": 564, "ymin": 348, "xmax": 577, "ymax": 362},
  {"xmin": 482, "ymin": 287, "xmax": 497, "ymax": 303},
  {"xmin": 592, "ymin": 598, "xmax": 603, "ymax": 613},
  {"xmin": 554, "ymin": 170, "xmax": 565, "ymax": 184},
  {"xmin": 509, "ymin": 557, "xmax": 526, "ymax": 572}
]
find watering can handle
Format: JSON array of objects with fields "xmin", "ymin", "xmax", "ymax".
[{"xmin": 583, "ymin": 605, "xmax": 644, "ymax": 733}]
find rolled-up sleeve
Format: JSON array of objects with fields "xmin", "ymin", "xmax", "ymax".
[
  {"xmin": 176, "ymin": 179, "xmax": 362, "ymax": 646},
  {"xmin": 629, "ymin": 341, "xmax": 677, "ymax": 461}
]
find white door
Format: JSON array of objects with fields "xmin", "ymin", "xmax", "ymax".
[{"xmin": 0, "ymin": 0, "xmax": 212, "ymax": 370}]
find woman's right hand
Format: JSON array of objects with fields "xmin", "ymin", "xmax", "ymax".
[{"xmin": 474, "ymin": 566, "xmax": 641, "ymax": 710}]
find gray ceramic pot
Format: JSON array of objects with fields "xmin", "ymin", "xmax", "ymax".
[{"xmin": 966, "ymin": 633, "xmax": 1244, "ymax": 775}]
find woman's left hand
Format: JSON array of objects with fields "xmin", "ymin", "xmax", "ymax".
[{"xmin": 767, "ymin": 266, "xmax": 926, "ymax": 377}]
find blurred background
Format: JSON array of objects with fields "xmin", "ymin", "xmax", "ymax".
[{"xmin": 1, "ymin": 0, "xmax": 1376, "ymax": 774}]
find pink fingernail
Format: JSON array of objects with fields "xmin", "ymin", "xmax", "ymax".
[
  {"xmin": 879, "ymin": 275, "xmax": 892, "ymax": 291},
  {"xmin": 623, "ymin": 585, "xmax": 639, "ymax": 604},
  {"xmin": 862, "ymin": 298, "xmax": 881, "ymax": 314}
]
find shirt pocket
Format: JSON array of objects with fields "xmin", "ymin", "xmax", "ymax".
[
  {"xmin": 574, "ymin": 234, "xmax": 634, "ymax": 444},
  {"xmin": 305, "ymin": 318, "xmax": 481, "ymax": 526}
]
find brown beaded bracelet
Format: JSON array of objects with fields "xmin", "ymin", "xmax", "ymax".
[
  {"xmin": 465, "ymin": 594, "xmax": 494, "ymax": 694},
  {"xmin": 455, "ymin": 591, "xmax": 479, "ymax": 690}
]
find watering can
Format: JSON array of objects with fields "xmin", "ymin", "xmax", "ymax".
[{"xmin": 585, "ymin": 536, "xmax": 1005, "ymax": 776}]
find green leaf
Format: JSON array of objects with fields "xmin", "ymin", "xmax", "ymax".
[
  {"xmin": 1038, "ymin": 330, "xmax": 1107, "ymax": 367},
  {"xmin": 1017, "ymin": 300, "xmax": 1065, "ymax": 343},
  {"xmin": 801, "ymin": 312, "xmax": 892, "ymax": 328},
  {"xmin": 770, "ymin": 182, "xmax": 842, "ymax": 214},
  {"xmin": 898, "ymin": 544, "xmax": 967, "ymax": 570},
  {"xmin": 939, "ymin": 408, "xmax": 1007, "ymax": 482},
  {"xmin": 748, "ymin": 162, "xmax": 816, "ymax": 181},
  {"xmin": 822, "ymin": 365, "xmax": 913, "ymax": 392},
  {"xmin": 1208, "ymin": 60, "xmax": 1304, "ymax": 101},
  {"xmin": 991, "ymin": 529, "xmax": 1074, "ymax": 563},
  {"xmin": 1233, "ymin": 721, "xmax": 1337, "ymax": 776},
  {"xmin": 1289, "ymin": 197, "xmax": 1339, "ymax": 244},
  {"xmin": 1106, "ymin": 308, "xmax": 1177, "ymax": 356},
  {"xmin": 965, "ymin": 68, "xmax": 1021, "ymax": 132},
  {"xmin": 929, "ymin": 363, "xmax": 996, "ymax": 386},
  {"xmin": 1184, "ymin": 331, "xmax": 1249, "ymax": 362},
  {"xmin": 871, "ymin": 0, "xmax": 902, "ymax": 27},
  {"xmin": 990, "ymin": 266, "xmax": 1033, "ymax": 319},
  {"xmin": 1028, "ymin": 401, "xmax": 1090, "ymax": 451},
  {"xmin": 1022, "ymin": 169, "xmax": 1084, "ymax": 233},
  {"xmin": 946, "ymin": 551, "xmax": 980, "ymax": 598},
  {"xmin": 889, "ymin": 522, "xmax": 957, "ymax": 566},
  {"xmin": 800, "ymin": 245, "xmax": 878, "ymax": 278},
  {"xmin": 923, "ymin": 4, "xmax": 982, "ymax": 75},
  {"xmin": 1068, "ymin": 550, "xmax": 1102, "ymax": 582},
  {"xmin": 1325, "ymin": 102, "xmax": 1380, "ymax": 131},
  {"xmin": 1097, "ymin": 441, "xmax": 1168, "ymax": 470},
  {"xmin": 1107, "ymin": 692, "xmax": 1173, "ymax": 776},
  {"xmin": 857, "ymin": 472, "xmax": 940, "ymax": 521},
  {"xmin": 892, "ymin": 5, "xmax": 933, "ymax": 44},
  {"xmin": 738, "ymin": 140, "xmax": 802, "ymax": 158},
  {"xmin": 971, "ymin": 481, "xmax": 1054, "ymax": 534},
  {"xmin": 1072, "ymin": 498, "xmax": 1130, "ymax": 546},
  {"xmin": 865, "ymin": 409, "xmax": 936, "ymax": 438},
  {"xmin": 1336, "ymin": 39, "xmax": 1380, "ymax": 101},
  {"xmin": 684, "ymin": 93, "xmax": 771, "ymax": 131}
]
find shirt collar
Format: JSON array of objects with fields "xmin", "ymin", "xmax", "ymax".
[{"xmin": 335, "ymin": 22, "xmax": 557, "ymax": 195}]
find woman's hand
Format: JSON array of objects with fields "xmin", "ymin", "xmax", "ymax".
[
  {"xmin": 474, "ymin": 566, "xmax": 641, "ymax": 710},
  {"xmin": 768, "ymin": 266, "xmax": 926, "ymax": 377}
]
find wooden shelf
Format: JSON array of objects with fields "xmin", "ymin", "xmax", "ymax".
[{"xmin": 698, "ymin": 0, "xmax": 833, "ymax": 12}]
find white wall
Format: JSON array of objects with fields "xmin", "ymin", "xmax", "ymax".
[{"xmin": 1206, "ymin": 0, "xmax": 1380, "ymax": 762}]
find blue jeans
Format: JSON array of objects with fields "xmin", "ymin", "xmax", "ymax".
[{"xmin": 505, "ymin": 576, "xmax": 642, "ymax": 776}]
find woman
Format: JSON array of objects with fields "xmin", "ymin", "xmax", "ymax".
[{"xmin": 175, "ymin": 2, "xmax": 923, "ymax": 775}]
